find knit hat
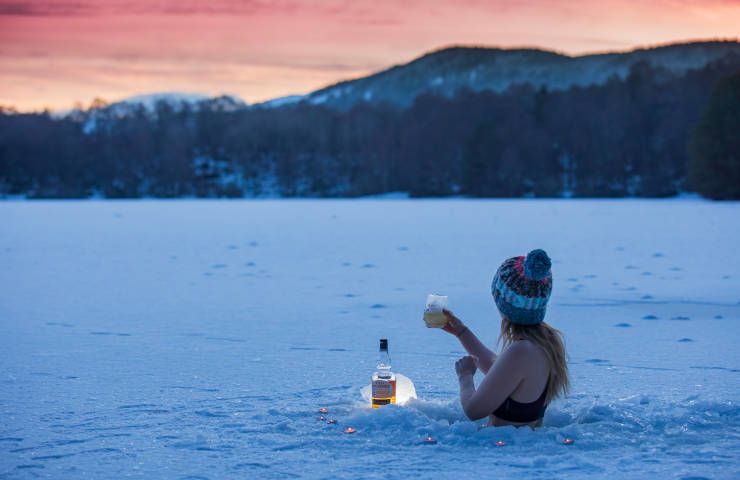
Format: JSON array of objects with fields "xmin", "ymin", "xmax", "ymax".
[{"xmin": 491, "ymin": 249, "xmax": 552, "ymax": 325}]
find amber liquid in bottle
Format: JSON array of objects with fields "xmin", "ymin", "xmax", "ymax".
[{"xmin": 371, "ymin": 338, "xmax": 396, "ymax": 408}]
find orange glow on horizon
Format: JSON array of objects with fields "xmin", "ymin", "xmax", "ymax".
[{"xmin": 1, "ymin": 0, "xmax": 739, "ymax": 111}]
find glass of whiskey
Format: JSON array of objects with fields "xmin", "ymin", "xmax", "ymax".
[{"xmin": 423, "ymin": 294, "xmax": 448, "ymax": 328}]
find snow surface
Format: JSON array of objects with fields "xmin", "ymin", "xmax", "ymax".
[{"xmin": 1, "ymin": 199, "xmax": 739, "ymax": 479}]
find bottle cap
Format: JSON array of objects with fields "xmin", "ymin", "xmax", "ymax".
[{"xmin": 379, "ymin": 338, "xmax": 388, "ymax": 351}]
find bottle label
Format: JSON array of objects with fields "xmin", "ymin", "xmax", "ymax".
[{"xmin": 372, "ymin": 379, "xmax": 393, "ymax": 398}]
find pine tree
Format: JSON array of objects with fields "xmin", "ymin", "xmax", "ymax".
[{"xmin": 688, "ymin": 73, "xmax": 740, "ymax": 199}]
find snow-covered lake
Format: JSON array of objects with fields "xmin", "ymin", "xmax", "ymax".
[{"xmin": 1, "ymin": 199, "xmax": 739, "ymax": 479}]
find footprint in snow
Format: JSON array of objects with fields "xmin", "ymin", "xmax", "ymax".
[
  {"xmin": 669, "ymin": 267, "xmax": 683, "ymax": 271},
  {"xmin": 0, "ymin": 437, "xmax": 23, "ymax": 443},
  {"xmin": 398, "ymin": 246, "xmax": 409, "ymax": 251},
  {"xmin": 641, "ymin": 271, "xmax": 652, "ymax": 276},
  {"xmin": 226, "ymin": 245, "xmax": 239, "ymax": 250},
  {"xmin": 361, "ymin": 263, "xmax": 376, "ymax": 268},
  {"xmin": 206, "ymin": 336, "xmax": 245, "ymax": 343},
  {"xmin": 641, "ymin": 294, "xmax": 654, "ymax": 300},
  {"xmin": 714, "ymin": 315, "xmax": 723, "ymax": 319},
  {"xmin": 193, "ymin": 410, "xmax": 228, "ymax": 419},
  {"xmin": 248, "ymin": 241, "xmax": 258, "ymax": 247},
  {"xmin": 245, "ymin": 261, "xmax": 256, "ymax": 267},
  {"xmin": 652, "ymin": 252, "xmax": 664, "ymax": 258},
  {"xmin": 642, "ymin": 314, "xmax": 659, "ymax": 320},
  {"xmin": 625, "ymin": 265, "xmax": 639, "ymax": 270},
  {"xmin": 671, "ymin": 316, "xmax": 690, "ymax": 321},
  {"xmin": 370, "ymin": 303, "xmax": 386, "ymax": 309},
  {"xmin": 585, "ymin": 358, "xmax": 610, "ymax": 364},
  {"xmin": 583, "ymin": 274, "xmax": 597, "ymax": 279},
  {"xmin": 614, "ymin": 323, "xmax": 631, "ymax": 328},
  {"xmin": 678, "ymin": 338, "xmax": 694, "ymax": 343},
  {"xmin": 211, "ymin": 264, "xmax": 227, "ymax": 269}
]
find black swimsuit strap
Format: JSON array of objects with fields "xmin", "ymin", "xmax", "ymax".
[{"xmin": 492, "ymin": 376, "xmax": 549, "ymax": 423}]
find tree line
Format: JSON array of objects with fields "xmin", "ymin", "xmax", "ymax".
[{"xmin": 1, "ymin": 57, "xmax": 738, "ymax": 199}]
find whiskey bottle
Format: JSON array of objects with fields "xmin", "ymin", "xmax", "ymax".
[{"xmin": 371, "ymin": 338, "xmax": 397, "ymax": 408}]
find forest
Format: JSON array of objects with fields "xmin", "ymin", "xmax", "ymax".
[{"xmin": 1, "ymin": 56, "xmax": 738, "ymax": 199}]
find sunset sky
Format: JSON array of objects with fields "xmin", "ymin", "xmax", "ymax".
[{"xmin": 1, "ymin": 0, "xmax": 738, "ymax": 111}]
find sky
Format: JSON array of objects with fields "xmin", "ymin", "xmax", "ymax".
[{"xmin": 1, "ymin": 0, "xmax": 739, "ymax": 111}]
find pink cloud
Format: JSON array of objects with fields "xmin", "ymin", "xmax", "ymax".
[{"xmin": 1, "ymin": 0, "xmax": 738, "ymax": 110}]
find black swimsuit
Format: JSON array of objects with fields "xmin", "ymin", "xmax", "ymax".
[{"xmin": 492, "ymin": 381, "xmax": 548, "ymax": 423}]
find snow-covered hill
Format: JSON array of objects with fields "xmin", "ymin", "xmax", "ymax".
[
  {"xmin": 252, "ymin": 94, "xmax": 305, "ymax": 109},
  {"xmin": 111, "ymin": 92, "xmax": 246, "ymax": 112},
  {"xmin": 299, "ymin": 40, "xmax": 740, "ymax": 109},
  {"xmin": 117, "ymin": 92, "xmax": 210, "ymax": 109},
  {"xmin": 63, "ymin": 41, "xmax": 740, "ymax": 115},
  {"xmin": 79, "ymin": 92, "xmax": 247, "ymax": 133}
]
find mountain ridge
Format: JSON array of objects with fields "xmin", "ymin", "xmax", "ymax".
[
  {"xmin": 298, "ymin": 39, "xmax": 740, "ymax": 109},
  {"xmin": 54, "ymin": 40, "xmax": 740, "ymax": 114}
]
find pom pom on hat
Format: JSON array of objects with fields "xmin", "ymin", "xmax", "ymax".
[{"xmin": 524, "ymin": 249, "xmax": 551, "ymax": 281}]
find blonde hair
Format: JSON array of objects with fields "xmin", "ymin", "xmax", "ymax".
[{"xmin": 499, "ymin": 317, "xmax": 570, "ymax": 404}]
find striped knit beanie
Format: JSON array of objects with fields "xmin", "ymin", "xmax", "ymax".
[{"xmin": 491, "ymin": 249, "xmax": 552, "ymax": 325}]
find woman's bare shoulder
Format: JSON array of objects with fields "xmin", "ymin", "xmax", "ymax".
[
  {"xmin": 495, "ymin": 340, "xmax": 533, "ymax": 369},
  {"xmin": 504, "ymin": 339, "xmax": 547, "ymax": 363},
  {"xmin": 505, "ymin": 339, "xmax": 539, "ymax": 354}
]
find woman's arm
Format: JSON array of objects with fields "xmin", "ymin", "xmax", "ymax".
[
  {"xmin": 456, "ymin": 356, "xmax": 487, "ymax": 419},
  {"xmin": 443, "ymin": 310, "xmax": 497, "ymax": 374},
  {"xmin": 456, "ymin": 344, "xmax": 526, "ymax": 421}
]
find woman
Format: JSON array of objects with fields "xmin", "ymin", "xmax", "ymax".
[{"xmin": 441, "ymin": 249, "xmax": 569, "ymax": 427}]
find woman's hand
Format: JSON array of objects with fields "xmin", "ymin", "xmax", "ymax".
[
  {"xmin": 442, "ymin": 309, "xmax": 467, "ymax": 336},
  {"xmin": 455, "ymin": 355, "xmax": 477, "ymax": 378}
]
